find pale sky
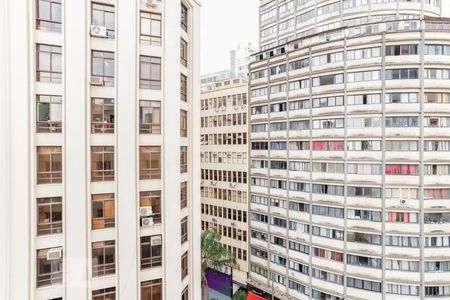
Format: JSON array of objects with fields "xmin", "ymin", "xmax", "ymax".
[
  {"xmin": 201, "ymin": 0, "xmax": 450, "ymax": 75},
  {"xmin": 200, "ymin": 0, "xmax": 259, "ymax": 74}
]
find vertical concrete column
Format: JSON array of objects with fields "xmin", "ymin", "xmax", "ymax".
[
  {"xmin": 116, "ymin": 0, "xmax": 139, "ymax": 298},
  {"xmin": 163, "ymin": 0, "xmax": 182, "ymax": 298},
  {"xmin": 64, "ymin": 1, "xmax": 89, "ymax": 298},
  {"xmin": 6, "ymin": 0, "xmax": 32, "ymax": 299},
  {"xmin": 190, "ymin": 2, "xmax": 202, "ymax": 299}
]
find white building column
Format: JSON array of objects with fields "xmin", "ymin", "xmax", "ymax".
[
  {"xmin": 116, "ymin": 0, "xmax": 139, "ymax": 298},
  {"xmin": 163, "ymin": 0, "xmax": 182, "ymax": 298},
  {"xmin": 64, "ymin": 1, "xmax": 89, "ymax": 298},
  {"xmin": 190, "ymin": 1, "xmax": 202, "ymax": 299},
  {"xmin": 6, "ymin": 0, "xmax": 32, "ymax": 299},
  {"xmin": 0, "ymin": 0, "xmax": 11, "ymax": 299}
]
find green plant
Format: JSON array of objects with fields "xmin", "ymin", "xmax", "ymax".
[
  {"xmin": 233, "ymin": 290, "xmax": 247, "ymax": 300},
  {"xmin": 201, "ymin": 230, "xmax": 239, "ymax": 300}
]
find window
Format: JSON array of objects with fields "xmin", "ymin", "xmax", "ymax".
[
  {"xmin": 385, "ymin": 44, "xmax": 418, "ymax": 56},
  {"xmin": 387, "ymin": 212, "xmax": 418, "ymax": 223},
  {"xmin": 181, "ymin": 182, "xmax": 187, "ymax": 208},
  {"xmin": 312, "ymin": 96, "xmax": 344, "ymax": 108},
  {"xmin": 181, "ymin": 74, "xmax": 188, "ymax": 101},
  {"xmin": 92, "ymin": 241, "xmax": 115, "ymax": 277},
  {"xmin": 181, "ymin": 38, "xmax": 188, "ymax": 66},
  {"xmin": 385, "ymin": 68, "xmax": 418, "ymax": 80},
  {"xmin": 140, "ymin": 191, "xmax": 161, "ymax": 224},
  {"xmin": 385, "ymin": 116, "xmax": 418, "ymax": 127},
  {"xmin": 181, "ymin": 252, "xmax": 188, "ymax": 279},
  {"xmin": 347, "ymin": 254, "xmax": 381, "ymax": 268},
  {"xmin": 181, "ymin": 216, "xmax": 188, "ymax": 243},
  {"xmin": 312, "ymin": 141, "xmax": 344, "ymax": 151},
  {"xmin": 36, "ymin": 95, "xmax": 62, "ymax": 133},
  {"xmin": 347, "ymin": 140, "xmax": 381, "ymax": 151},
  {"xmin": 91, "ymin": 98, "xmax": 114, "ymax": 133},
  {"xmin": 385, "ymin": 164, "xmax": 419, "ymax": 175},
  {"xmin": 312, "ymin": 184, "xmax": 344, "ymax": 196},
  {"xmin": 141, "ymin": 279, "xmax": 162, "ymax": 300},
  {"xmin": 181, "ymin": 146, "xmax": 188, "ymax": 173},
  {"xmin": 181, "ymin": 3, "xmax": 188, "ymax": 32},
  {"xmin": 348, "ymin": 209, "xmax": 381, "ymax": 221},
  {"xmin": 347, "ymin": 70, "xmax": 380, "ymax": 82},
  {"xmin": 92, "ymin": 194, "xmax": 115, "ymax": 229},
  {"xmin": 425, "ymin": 93, "xmax": 450, "ymax": 103},
  {"xmin": 312, "ymin": 73, "xmax": 343, "ymax": 86},
  {"xmin": 36, "ymin": 44, "xmax": 62, "ymax": 83},
  {"xmin": 289, "ymin": 120, "xmax": 309, "ymax": 130},
  {"xmin": 425, "ymin": 44, "xmax": 450, "ymax": 55},
  {"xmin": 182, "ymin": 287, "xmax": 188, "ymax": 300},
  {"xmin": 385, "ymin": 92, "xmax": 418, "ymax": 103},
  {"xmin": 37, "ymin": 197, "xmax": 62, "ymax": 236},
  {"xmin": 141, "ymin": 236, "xmax": 162, "ymax": 269},
  {"xmin": 313, "ymin": 118, "xmax": 344, "ymax": 129},
  {"xmin": 289, "ymin": 99, "xmax": 310, "ymax": 110},
  {"xmin": 180, "ymin": 110, "xmax": 188, "ymax": 137},
  {"xmin": 91, "ymin": 146, "xmax": 114, "ymax": 182},
  {"xmin": 347, "ymin": 277, "xmax": 381, "ymax": 293},
  {"xmin": 36, "ymin": 0, "xmax": 62, "ymax": 32},
  {"xmin": 139, "ymin": 146, "xmax": 161, "ymax": 179},
  {"xmin": 346, "ymin": 46, "xmax": 380, "ymax": 60},
  {"xmin": 140, "ymin": 56, "xmax": 161, "ymax": 89},
  {"xmin": 347, "ymin": 94, "xmax": 381, "ymax": 105},
  {"xmin": 36, "ymin": 248, "xmax": 62, "ymax": 287},
  {"xmin": 312, "ymin": 52, "xmax": 344, "ymax": 66},
  {"xmin": 91, "ymin": 3, "xmax": 115, "ymax": 38},
  {"xmin": 37, "ymin": 146, "xmax": 62, "ymax": 184},
  {"xmin": 347, "ymin": 186, "xmax": 381, "ymax": 198},
  {"xmin": 139, "ymin": 101, "xmax": 161, "ymax": 134},
  {"xmin": 424, "ymin": 141, "xmax": 450, "ymax": 151},
  {"xmin": 92, "ymin": 287, "xmax": 116, "ymax": 300},
  {"xmin": 424, "ymin": 68, "xmax": 450, "ymax": 79},
  {"xmin": 92, "ymin": 51, "xmax": 115, "ymax": 86},
  {"xmin": 347, "ymin": 232, "xmax": 381, "ymax": 245},
  {"xmin": 385, "ymin": 140, "xmax": 418, "ymax": 151},
  {"xmin": 386, "ymin": 235, "xmax": 419, "ymax": 247},
  {"xmin": 140, "ymin": 12, "xmax": 161, "ymax": 46},
  {"xmin": 385, "ymin": 259, "xmax": 419, "ymax": 271}
]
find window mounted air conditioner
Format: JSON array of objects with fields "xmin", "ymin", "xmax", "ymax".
[
  {"xmin": 141, "ymin": 217, "xmax": 154, "ymax": 227},
  {"xmin": 90, "ymin": 76, "xmax": 104, "ymax": 86},
  {"xmin": 140, "ymin": 206, "xmax": 153, "ymax": 217},
  {"xmin": 151, "ymin": 235, "xmax": 162, "ymax": 246},
  {"xmin": 145, "ymin": 0, "xmax": 158, "ymax": 8},
  {"xmin": 90, "ymin": 25, "xmax": 107, "ymax": 38},
  {"xmin": 47, "ymin": 248, "xmax": 62, "ymax": 260}
]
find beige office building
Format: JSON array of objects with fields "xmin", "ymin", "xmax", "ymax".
[
  {"xmin": 200, "ymin": 72, "xmax": 249, "ymax": 288},
  {"xmin": 0, "ymin": 0, "xmax": 201, "ymax": 299}
]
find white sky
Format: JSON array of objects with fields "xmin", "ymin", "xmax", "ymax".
[
  {"xmin": 200, "ymin": 0, "xmax": 450, "ymax": 75},
  {"xmin": 200, "ymin": 0, "xmax": 259, "ymax": 74}
]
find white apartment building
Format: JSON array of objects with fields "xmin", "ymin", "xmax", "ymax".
[
  {"xmin": 248, "ymin": 0, "xmax": 450, "ymax": 299},
  {"xmin": 230, "ymin": 45, "xmax": 257, "ymax": 78},
  {"xmin": 200, "ymin": 75, "xmax": 249, "ymax": 288},
  {"xmin": 0, "ymin": 0, "xmax": 200, "ymax": 299}
]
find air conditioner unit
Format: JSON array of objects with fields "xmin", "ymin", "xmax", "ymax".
[
  {"xmin": 141, "ymin": 217, "xmax": 154, "ymax": 227},
  {"xmin": 90, "ymin": 25, "xmax": 107, "ymax": 38},
  {"xmin": 151, "ymin": 235, "xmax": 162, "ymax": 246},
  {"xmin": 140, "ymin": 206, "xmax": 153, "ymax": 217},
  {"xmin": 47, "ymin": 248, "xmax": 62, "ymax": 260},
  {"xmin": 90, "ymin": 76, "xmax": 104, "ymax": 86},
  {"xmin": 145, "ymin": 0, "xmax": 158, "ymax": 8}
]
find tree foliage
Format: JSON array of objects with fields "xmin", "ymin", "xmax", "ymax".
[
  {"xmin": 233, "ymin": 290, "xmax": 247, "ymax": 300},
  {"xmin": 201, "ymin": 230, "xmax": 239, "ymax": 283}
]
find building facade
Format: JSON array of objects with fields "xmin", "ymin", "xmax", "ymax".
[
  {"xmin": 230, "ymin": 45, "xmax": 256, "ymax": 78},
  {"xmin": 249, "ymin": 0, "xmax": 450, "ymax": 299},
  {"xmin": 0, "ymin": 0, "xmax": 201, "ymax": 299},
  {"xmin": 200, "ymin": 75, "xmax": 249, "ymax": 289}
]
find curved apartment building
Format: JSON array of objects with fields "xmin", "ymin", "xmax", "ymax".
[{"xmin": 248, "ymin": 0, "xmax": 450, "ymax": 299}]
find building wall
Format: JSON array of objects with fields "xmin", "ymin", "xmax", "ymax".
[
  {"xmin": 249, "ymin": 3, "xmax": 450, "ymax": 299},
  {"xmin": 1, "ymin": 0, "xmax": 201, "ymax": 299},
  {"xmin": 200, "ymin": 82, "xmax": 249, "ymax": 286}
]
